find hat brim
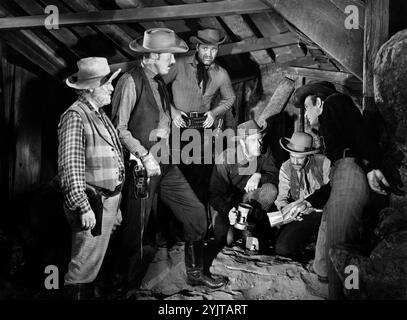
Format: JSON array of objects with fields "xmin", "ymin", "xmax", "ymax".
[
  {"xmin": 279, "ymin": 137, "xmax": 319, "ymax": 155},
  {"xmin": 292, "ymin": 83, "xmax": 337, "ymax": 108},
  {"xmin": 66, "ymin": 68, "xmax": 121, "ymax": 90},
  {"xmin": 232, "ymin": 122, "xmax": 268, "ymax": 141},
  {"xmin": 129, "ymin": 36, "xmax": 189, "ymax": 53},
  {"xmin": 189, "ymin": 35, "xmax": 226, "ymax": 46}
]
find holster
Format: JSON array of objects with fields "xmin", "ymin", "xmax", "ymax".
[
  {"xmin": 130, "ymin": 158, "xmax": 149, "ymax": 199},
  {"xmin": 85, "ymin": 184, "xmax": 103, "ymax": 237}
]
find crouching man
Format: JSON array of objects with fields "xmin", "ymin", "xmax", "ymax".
[
  {"xmin": 209, "ymin": 120, "xmax": 279, "ymax": 254},
  {"xmin": 274, "ymin": 132, "xmax": 331, "ymax": 278},
  {"xmin": 58, "ymin": 57, "xmax": 123, "ymax": 299}
]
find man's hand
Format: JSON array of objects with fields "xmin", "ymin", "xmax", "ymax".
[
  {"xmin": 81, "ymin": 210, "xmax": 96, "ymax": 230},
  {"xmin": 141, "ymin": 153, "xmax": 161, "ymax": 177},
  {"xmin": 367, "ymin": 169, "xmax": 389, "ymax": 195},
  {"xmin": 203, "ymin": 111, "xmax": 215, "ymax": 128},
  {"xmin": 244, "ymin": 172, "xmax": 261, "ymax": 193},
  {"xmin": 282, "ymin": 200, "xmax": 310, "ymax": 221},
  {"xmin": 171, "ymin": 107, "xmax": 187, "ymax": 128},
  {"xmin": 228, "ymin": 207, "xmax": 238, "ymax": 225}
]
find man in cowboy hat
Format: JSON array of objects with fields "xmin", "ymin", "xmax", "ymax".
[
  {"xmin": 209, "ymin": 120, "xmax": 279, "ymax": 257},
  {"xmin": 111, "ymin": 28, "xmax": 227, "ymax": 290},
  {"xmin": 293, "ymin": 81, "xmax": 390, "ymax": 299},
  {"xmin": 58, "ymin": 57, "xmax": 123, "ymax": 299},
  {"xmin": 162, "ymin": 28, "xmax": 236, "ymax": 207},
  {"xmin": 274, "ymin": 132, "xmax": 331, "ymax": 276}
]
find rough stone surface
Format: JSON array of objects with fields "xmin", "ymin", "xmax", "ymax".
[
  {"xmin": 374, "ymin": 28, "xmax": 407, "ymax": 208},
  {"xmin": 330, "ymin": 206, "xmax": 407, "ymax": 300},
  {"xmin": 136, "ymin": 244, "xmax": 327, "ymax": 300}
]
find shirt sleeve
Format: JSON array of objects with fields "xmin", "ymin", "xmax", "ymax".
[
  {"xmin": 274, "ymin": 163, "xmax": 291, "ymax": 211},
  {"xmin": 211, "ymin": 68, "xmax": 236, "ymax": 116},
  {"xmin": 111, "ymin": 74, "xmax": 148, "ymax": 156},
  {"xmin": 58, "ymin": 111, "xmax": 92, "ymax": 215}
]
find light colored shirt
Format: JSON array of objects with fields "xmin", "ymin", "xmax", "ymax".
[
  {"xmin": 275, "ymin": 154, "xmax": 331, "ymax": 211},
  {"xmin": 111, "ymin": 62, "xmax": 171, "ymax": 157},
  {"xmin": 163, "ymin": 54, "xmax": 236, "ymax": 116}
]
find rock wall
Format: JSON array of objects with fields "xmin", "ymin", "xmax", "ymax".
[{"xmin": 374, "ymin": 28, "xmax": 407, "ymax": 208}]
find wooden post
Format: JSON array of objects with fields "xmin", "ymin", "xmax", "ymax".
[
  {"xmin": 363, "ymin": 0, "xmax": 389, "ymax": 112},
  {"xmin": 297, "ymin": 77, "xmax": 306, "ymax": 132}
]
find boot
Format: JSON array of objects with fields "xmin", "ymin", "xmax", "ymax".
[
  {"xmin": 185, "ymin": 241, "xmax": 227, "ymax": 289},
  {"xmin": 63, "ymin": 283, "xmax": 93, "ymax": 300}
]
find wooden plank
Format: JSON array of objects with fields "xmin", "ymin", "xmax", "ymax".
[
  {"xmin": 0, "ymin": 31, "xmax": 65, "ymax": 78},
  {"xmin": 0, "ymin": 0, "xmax": 271, "ymax": 30},
  {"xmin": 39, "ymin": 0, "xmax": 128, "ymax": 63},
  {"xmin": 363, "ymin": 0, "xmax": 389, "ymax": 111},
  {"xmin": 13, "ymin": 0, "xmax": 81, "ymax": 60},
  {"xmin": 328, "ymin": 0, "xmax": 365, "ymax": 30},
  {"xmin": 64, "ymin": 0, "xmax": 137, "ymax": 58},
  {"xmin": 249, "ymin": 12, "xmax": 305, "ymax": 63},
  {"xmin": 286, "ymin": 66, "xmax": 360, "ymax": 85},
  {"xmin": 0, "ymin": 3, "xmax": 66, "ymax": 78},
  {"xmin": 262, "ymin": 0, "xmax": 364, "ymax": 80}
]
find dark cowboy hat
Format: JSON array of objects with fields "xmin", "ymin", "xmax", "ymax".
[
  {"xmin": 279, "ymin": 132, "xmax": 319, "ymax": 155},
  {"xmin": 292, "ymin": 81, "xmax": 337, "ymax": 108},
  {"xmin": 129, "ymin": 28, "xmax": 189, "ymax": 53},
  {"xmin": 189, "ymin": 28, "xmax": 226, "ymax": 46},
  {"xmin": 234, "ymin": 119, "xmax": 267, "ymax": 140},
  {"xmin": 66, "ymin": 57, "xmax": 121, "ymax": 90}
]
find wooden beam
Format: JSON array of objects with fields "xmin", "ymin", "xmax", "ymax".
[
  {"xmin": 363, "ymin": 0, "xmax": 389, "ymax": 111},
  {"xmin": 328, "ymin": 0, "xmax": 365, "ymax": 30},
  {"xmin": 0, "ymin": 0, "xmax": 271, "ymax": 30},
  {"xmin": 262, "ymin": 0, "xmax": 364, "ymax": 80},
  {"xmin": 0, "ymin": 3, "xmax": 67, "ymax": 78},
  {"xmin": 13, "ymin": 0, "xmax": 81, "ymax": 60},
  {"xmin": 65, "ymin": 0, "xmax": 138, "ymax": 58},
  {"xmin": 286, "ymin": 66, "xmax": 360, "ymax": 86},
  {"xmin": 249, "ymin": 12, "xmax": 305, "ymax": 63}
]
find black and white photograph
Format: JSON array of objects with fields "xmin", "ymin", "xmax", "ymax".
[{"xmin": 0, "ymin": 0, "xmax": 406, "ymax": 309}]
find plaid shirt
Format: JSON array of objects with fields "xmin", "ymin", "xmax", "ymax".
[{"xmin": 58, "ymin": 98, "xmax": 124, "ymax": 215}]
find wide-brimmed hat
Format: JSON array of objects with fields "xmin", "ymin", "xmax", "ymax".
[
  {"xmin": 190, "ymin": 28, "xmax": 226, "ymax": 46},
  {"xmin": 129, "ymin": 28, "xmax": 189, "ymax": 53},
  {"xmin": 292, "ymin": 81, "xmax": 337, "ymax": 108},
  {"xmin": 66, "ymin": 57, "xmax": 121, "ymax": 90},
  {"xmin": 235, "ymin": 120, "xmax": 267, "ymax": 140},
  {"xmin": 280, "ymin": 132, "xmax": 319, "ymax": 155}
]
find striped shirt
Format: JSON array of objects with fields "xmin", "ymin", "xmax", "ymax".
[{"xmin": 163, "ymin": 54, "xmax": 236, "ymax": 116}]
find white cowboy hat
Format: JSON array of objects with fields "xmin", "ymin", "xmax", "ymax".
[
  {"xmin": 65, "ymin": 57, "xmax": 121, "ymax": 90},
  {"xmin": 129, "ymin": 28, "xmax": 189, "ymax": 53},
  {"xmin": 280, "ymin": 132, "xmax": 319, "ymax": 155}
]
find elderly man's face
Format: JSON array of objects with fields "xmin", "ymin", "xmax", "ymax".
[
  {"xmin": 304, "ymin": 96, "xmax": 322, "ymax": 126},
  {"xmin": 91, "ymin": 82, "xmax": 114, "ymax": 107},
  {"xmin": 244, "ymin": 133, "xmax": 263, "ymax": 157},
  {"xmin": 155, "ymin": 52, "xmax": 176, "ymax": 75},
  {"xmin": 197, "ymin": 44, "xmax": 218, "ymax": 66},
  {"xmin": 290, "ymin": 154, "xmax": 308, "ymax": 171}
]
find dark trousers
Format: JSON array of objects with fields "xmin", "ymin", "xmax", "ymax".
[
  {"xmin": 119, "ymin": 163, "xmax": 207, "ymax": 285},
  {"xmin": 275, "ymin": 211, "xmax": 323, "ymax": 258},
  {"xmin": 324, "ymin": 158, "xmax": 370, "ymax": 299}
]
